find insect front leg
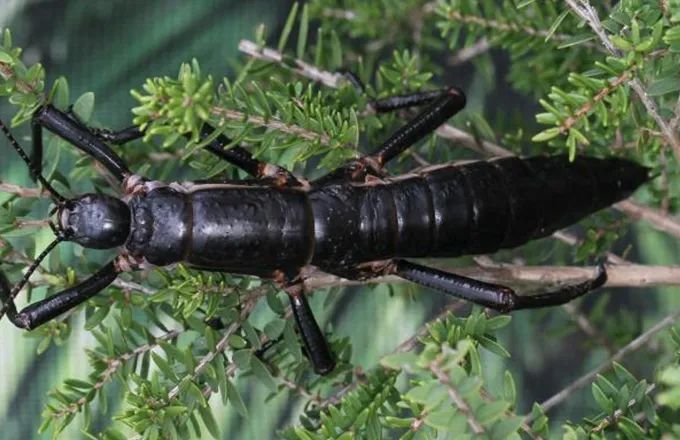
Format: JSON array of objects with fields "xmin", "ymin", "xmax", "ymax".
[
  {"xmin": 0, "ymin": 262, "xmax": 119, "ymax": 330},
  {"xmin": 391, "ymin": 259, "xmax": 608, "ymax": 312},
  {"xmin": 90, "ymin": 119, "xmax": 302, "ymax": 186},
  {"xmin": 33, "ymin": 105, "xmax": 132, "ymax": 182}
]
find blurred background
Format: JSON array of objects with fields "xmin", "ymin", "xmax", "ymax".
[{"xmin": 0, "ymin": 0, "xmax": 678, "ymax": 439}]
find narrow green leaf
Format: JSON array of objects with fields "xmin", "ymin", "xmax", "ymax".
[
  {"xmin": 198, "ymin": 404, "xmax": 220, "ymax": 439},
  {"xmin": 250, "ymin": 356, "xmax": 277, "ymax": 392},
  {"xmin": 592, "ymin": 383, "xmax": 614, "ymax": 413},
  {"xmin": 503, "ymin": 370, "xmax": 516, "ymax": 404},
  {"xmin": 278, "ymin": 3, "xmax": 299, "ymax": 52},
  {"xmin": 296, "ymin": 3, "xmax": 309, "ymax": 59},
  {"xmin": 545, "ymin": 10, "xmax": 569, "ymax": 42},
  {"xmin": 647, "ymin": 77, "xmax": 680, "ymax": 96},
  {"xmin": 0, "ymin": 50, "xmax": 13, "ymax": 64},
  {"xmin": 72, "ymin": 92, "xmax": 95, "ymax": 122},
  {"xmin": 532, "ymin": 127, "xmax": 562, "ymax": 142},
  {"xmin": 227, "ymin": 379, "xmax": 248, "ymax": 417}
]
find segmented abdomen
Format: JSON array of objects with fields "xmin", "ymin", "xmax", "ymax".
[{"xmin": 309, "ymin": 156, "xmax": 648, "ymax": 269}]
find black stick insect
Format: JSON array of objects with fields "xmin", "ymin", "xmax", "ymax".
[{"xmin": 0, "ymin": 73, "xmax": 648, "ymax": 375}]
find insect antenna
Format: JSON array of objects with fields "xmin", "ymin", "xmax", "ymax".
[
  {"xmin": 0, "ymin": 116, "xmax": 67, "ymax": 321},
  {"xmin": 0, "ymin": 116, "xmax": 65, "ymax": 203}
]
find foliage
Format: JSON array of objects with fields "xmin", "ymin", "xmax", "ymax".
[{"xmin": 0, "ymin": 1, "xmax": 680, "ymax": 439}]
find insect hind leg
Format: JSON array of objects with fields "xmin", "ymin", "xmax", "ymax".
[
  {"xmin": 392, "ymin": 259, "xmax": 607, "ymax": 312},
  {"xmin": 315, "ymin": 75, "xmax": 466, "ymax": 185},
  {"xmin": 511, "ymin": 262, "xmax": 607, "ymax": 310}
]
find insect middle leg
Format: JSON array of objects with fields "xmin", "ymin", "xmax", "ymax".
[
  {"xmin": 80, "ymin": 114, "xmax": 301, "ymax": 185},
  {"xmin": 32, "ymin": 103, "xmax": 302, "ymax": 185}
]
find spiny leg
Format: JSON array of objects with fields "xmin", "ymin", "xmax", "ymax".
[
  {"xmin": 391, "ymin": 259, "xmax": 607, "ymax": 312},
  {"xmin": 0, "ymin": 261, "xmax": 119, "ymax": 330}
]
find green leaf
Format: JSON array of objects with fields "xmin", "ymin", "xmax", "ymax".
[
  {"xmin": 227, "ymin": 379, "xmax": 248, "ymax": 417},
  {"xmin": 647, "ymin": 77, "xmax": 680, "ymax": 96},
  {"xmin": 491, "ymin": 415, "xmax": 523, "ymax": 439},
  {"xmin": 296, "ymin": 3, "xmax": 309, "ymax": 59},
  {"xmin": 532, "ymin": 127, "xmax": 562, "ymax": 142},
  {"xmin": 380, "ymin": 352, "xmax": 418, "ymax": 370},
  {"xmin": 263, "ymin": 318, "xmax": 286, "ymax": 340},
  {"xmin": 250, "ymin": 356, "xmax": 277, "ymax": 392},
  {"xmin": 198, "ymin": 404, "xmax": 220, "ymax": 439},
  {"xmin": 477, "ymin": 335, "xmax": 510, "ymax": 358},
  {"xmin": 36, "ymin": 335, "xmax": 52, "ymax": 355},
  {"xmin": 545, "ymin": 10, "xmax": 569, "ymax": 42},
  {"xmin": 278, "ymin": 3, "xmax": 299, "ymax": 52},
  {"xmin": 485, "ymin": 315, "xmax": 511, "ymax": 331},
  {"xmin": 424, "ymin": 408, "xmax": 458, "ymax": 430},
  {"xmin": 475, "ymin": 400, "xmax": 508, "ymax": 424},
  {"xmin": 72, "ymin": 92, "xmax": 95, "ymax": 122},
  {"xmin": 558, "ymin": 33, "xmax": 596, "ymax": 49},
  {"xmin": 228, "ymin": 334, "xmax": 248, "ymax": 349},
  {"xmin": 610, "ymin": 35, "xmax": 634, "ymax": 51},
  {"xmin": 503, "ymin": 370, "xmax": 516, "ymax": 404},
  {"xmin": 49, "ymin": 76, "xmax": 69, "ymax": 108},
  {"xmin": 592, "ymin": 383, "xmax": 614, "ymax": 413},
  {"xmin": 0, "ymin": 50, "xmax": 13, "ymax": 64}
]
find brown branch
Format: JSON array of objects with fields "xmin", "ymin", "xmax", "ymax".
[
  {"xmin": 560, "ymin": 69, "xmax": 632, "ymax": 133},
  {"xmin": 13, "ymin": 219, "xmax": 50, "ymax": 229},
  {"xmin": 0, "ymin": 61, "xmax": 43, "ymax": 97},
  {"xmin": 590, "ymin": 384, "xmax": 656, "ymax": 434},
  {"xmin": 238, "ymin": 40, "xmax": 343, "ymax": 88},
  {"xmin": 0, "ymin": 181, "xmax": 46, "ymax": 198},
  {"xmin": 50, "ymin": 328, "xmax": 181, "ymax": 419},
  {"xmin": 322, "ymin": 5, "xmax": 597, "ymax": 49},
  {"xmin": 210, "ymin": 106, "xmax": 332, "ymax": 145},
  {"xmin": 552, "ymin": 230, "xmax": 628, "ymax": 265},
  {"xmin": 434, "ymin": 124, "xmax": 515, "ymax": 157},
  {"xmin": 561, "ymin": 302, "xmax": 615, "ymax": 353},
  {"xmin": 615, "ymin": 200, "xmax": 680, "ymax": 239},
  {"xmin": 305, "ymin": 264, "xmax": 680, "ymax": 290},
  {"xmin": 449, "ymin": 38, "xmax": 492, "ymax": 66},
  {"xmin": 166, "ymin": 285, "xmax": 270, "ymax": 401},
  {"xmin": 438, "ymin": 8, "xmax": 595, "ymax": 46}
]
